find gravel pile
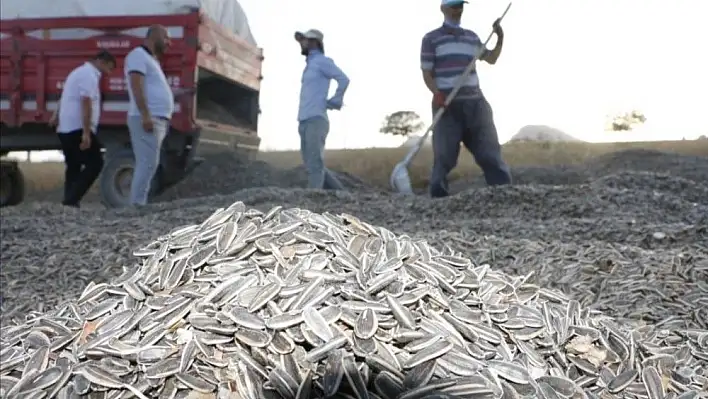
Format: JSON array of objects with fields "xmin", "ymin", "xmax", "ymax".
[
  {"xmin": 156, "ymin": 152, "xmax": 379, "ymax": 203},
  {"xmin": 461, "ymin": 148, "xmax": 708, "ymax": 188}
]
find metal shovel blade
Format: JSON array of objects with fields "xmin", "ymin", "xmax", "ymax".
[{"xmin": 390, "ymin": 161, "xmax": 414, "ymax": 194}]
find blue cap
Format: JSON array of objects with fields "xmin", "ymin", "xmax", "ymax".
[{"xmin": 441, "ymin": 0, "xmax": 467, "ymax": 5}]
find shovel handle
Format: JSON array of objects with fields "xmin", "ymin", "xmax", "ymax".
[{"xmin": 442, "ymin": 2, "xmax": 512, "ymax": 109}]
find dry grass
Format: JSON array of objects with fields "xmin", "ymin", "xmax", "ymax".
[
  {"xmin": 11, "ymin": 140, "xmax": 708, "ymax": 200},
  {"xmin": 259, "ymin": 140, "xmax": 708, "ymax": 188}
]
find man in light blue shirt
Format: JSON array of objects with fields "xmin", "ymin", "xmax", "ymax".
[{"xmin": 295, "ymin": 29, "xmax": 350, "ymax": 190}]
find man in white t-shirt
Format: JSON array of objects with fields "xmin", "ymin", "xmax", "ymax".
[
  {"xmin": 50, "ymin": 50, "xmax": 116, "ymax": 207},
  {"xmin": 124, "ymin": 25, "xmax": 175, "ymax": 206}
]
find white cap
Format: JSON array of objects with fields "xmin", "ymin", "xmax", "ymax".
[
  {"xmin": 294, "ymin": 29, "xmax": 324, "ymax": 42},
  {"xmin": 441, "ymin": 0, "xmax": 467, "ymax": 5}
]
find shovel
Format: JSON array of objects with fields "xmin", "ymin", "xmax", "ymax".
[{"xmin": 390, "ymin": 2, "xmax": 513, "ymax": 194}]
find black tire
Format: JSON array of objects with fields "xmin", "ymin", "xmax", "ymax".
[
  {"xmin": 0, "ymin": 162, "xmax": 25, "ymax": 207},
  {"xmin": 99, "ymin": 148, "xmax": 162, "ymax": 208}
]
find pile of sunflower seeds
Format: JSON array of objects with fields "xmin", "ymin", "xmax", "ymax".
[{"xmin": 1, "ymin": 202, "xmax": 706, "ymax": 399}]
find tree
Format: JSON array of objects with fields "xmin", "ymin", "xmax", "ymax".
[
  {"xmin": 380, "ymin": 111, "xmax": 424, "ymax": 136},
  {"xmin": 607, "ymin": 110, "xmax": 647, "ymax": 131}
]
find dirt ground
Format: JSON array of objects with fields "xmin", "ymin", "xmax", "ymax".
[
  {"xmin": 2, "ymin": 139, "xmax": 707, "ymax": 394},
  {"xmin": 14, "ymin": 139, "xmax": 708, "ymax": 203}
]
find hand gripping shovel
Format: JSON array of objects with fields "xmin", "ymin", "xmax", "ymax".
[{"xmin": 390, "ymin": 2, "xmax": 513, "ymax": 194}]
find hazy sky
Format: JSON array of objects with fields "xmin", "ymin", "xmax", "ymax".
[
  {"xmin": 7, "ymin": 0, "xmax": 708, "ymax": 163},
  {"xmin": 238, "ymin": 0, "xmax": 708, "ymax": 150}
]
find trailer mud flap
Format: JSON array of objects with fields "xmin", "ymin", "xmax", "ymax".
[{"xmin": 0, "ymin": 161, "xmax": 26, "ymax": 207}]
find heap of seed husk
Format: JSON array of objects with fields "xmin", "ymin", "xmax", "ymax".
[{"xmin": 1, "ymin": 202, "xmax": 706, "ymax": 398}]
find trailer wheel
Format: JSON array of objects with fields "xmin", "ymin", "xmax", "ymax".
[
  {"xmin": 100, "ymin": 148, "xmax": 162, "ymax": 208},
  {"xmin": 0, "ymin": 162, "xmax": 25, "ymax": 207}
]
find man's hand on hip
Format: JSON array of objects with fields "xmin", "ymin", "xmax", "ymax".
[{"xmin": 327, "ymin": 98, "xmax": 343, "ymax": 110}]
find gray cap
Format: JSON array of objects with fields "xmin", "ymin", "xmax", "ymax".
[{"xmin": 294, "ymin": 29, "xmax": 324, "ymax": 43}]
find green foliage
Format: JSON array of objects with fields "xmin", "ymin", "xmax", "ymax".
[
  {"xmin": 608, "ymin": 110, "xmax": 647, "ymax": 131},
  {"xmin": 380, "ymin": 111, "xmax": 424, "ymax": 136}
]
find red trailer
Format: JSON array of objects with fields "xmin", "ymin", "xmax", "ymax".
[{"xmin": 0, "ymin": 0, "xmax": 263, "ymax": 207}]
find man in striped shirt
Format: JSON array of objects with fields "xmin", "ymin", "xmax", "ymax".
[{"xmin": 421, "ymin": 0, "xmax": 512, "ymax": 198}]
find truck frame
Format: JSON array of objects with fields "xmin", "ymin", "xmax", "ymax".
[{"xmin": 0, "ymin": 10, "xmax": 263, "ymax": 207}]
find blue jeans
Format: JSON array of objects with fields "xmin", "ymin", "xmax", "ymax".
[
  {"xmin": 430, "ymin": 97, "xmax": 511, "ymax": 197},
  {"xmin": 127, "ymin": 115, "xmax": 168, "ymax": 205},
  {"xmin": 298, "ymin": 117, "xmax": 344, "ymax": 190}
]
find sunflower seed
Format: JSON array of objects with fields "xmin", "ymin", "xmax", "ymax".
[{"xmin": 1, "ymin": 201, "xmax": 705, "ymax": 398}]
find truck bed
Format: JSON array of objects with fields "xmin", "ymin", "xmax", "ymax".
[
  {"xmin": 0, "ymin": 5, "xmax": 263, "ymax": 152},
  {"xmin": 0, "ymin": 0, "xmax": 258, "ymax": 47}
]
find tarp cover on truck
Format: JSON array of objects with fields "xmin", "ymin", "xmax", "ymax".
[{"xmin": 0, "ymin": 0, "xmax": 257, "ymax": 46}]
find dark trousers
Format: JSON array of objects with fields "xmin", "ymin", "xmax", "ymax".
[
  {"xmin": 57, "ymin": 130, "xmax": 104, "ymax": 206},
  {"xmin": 430, "ymin": 97, "xmax": 511, "ymax": 197}
]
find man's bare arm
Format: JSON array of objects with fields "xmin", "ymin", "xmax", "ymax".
[
  {"xmin": 128, "ymin": 72, "xmax": 151, "ymax": 119},
  {"xmin": 482, "ymin": 31, "xmax": 504, "ymax": 64},
  {"xmin": 422, "ymin": 70, "xmax": 438, "ymax": 94},
  {"xmin": 420, "ymin": 35, "xmax": 439, "ymax": 95},
  {"xmin": 49, "ymin": 103, "xmax": 59, "ymax": 125},
  {"xmin": 81, "ymin": 96, "xmax": 92, "ymax": 134}
]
